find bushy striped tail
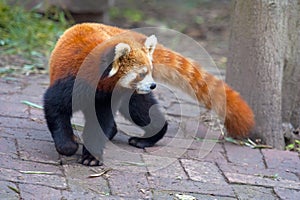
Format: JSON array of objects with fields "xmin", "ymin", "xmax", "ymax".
[{"xmin": 152, "ymin": 47, "xmax": 254, "ymax": 138}]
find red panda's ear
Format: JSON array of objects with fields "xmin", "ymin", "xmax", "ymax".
[
  {"xmin": 114, "ymin": 43, "xmax": 131, "ymax": 59},
  {"xmin": 108, "ymin": 43, "xmax": 131, "ymax": 77},
  {"xmin": 145, "ymin": 35, "xmax": 157, "ymax": 57}
]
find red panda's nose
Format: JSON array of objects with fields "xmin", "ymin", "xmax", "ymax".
[{"xmin": 150, "ymin": 83, "xmax": 156, "ymax": 90}]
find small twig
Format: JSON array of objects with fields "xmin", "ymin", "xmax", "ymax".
[
  {"xmin": 19, "ymin": 170, "xmax": 55, "ymax": 175},
  {"xmin": 21, "ymin": 100, "xmax": 43, "ymax": 109},
  {"xmin": 88, "ymin": 168, "xmax": 111, "ymax": 178},
  {"xmin": 21, "ymin": 100, "xmax": 85, "ymax": 131},
  {"xmin": 120, "ymin": 161, "xmax": 147, "ymax": 167},
  {"xmin": 194, "ymin": 137, "xmax": 220, "ymax": 142},
  {"xmin": 7, "ymin": 185, "xmax": 20, "ymax": 194},
  {"xmin": 247, "ymin": 138, "xmax": 257, "ymax": 146},
  {"xmin": 224, "ymin": 137, "xmax": 244, "ymax": 145},
  {"xmin": 252, "ymin": 144, "xmax": 273, "ymax": 149}
]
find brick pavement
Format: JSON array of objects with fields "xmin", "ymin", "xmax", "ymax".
[{"xmin": 0, "ymin": 74, "xmax": 299, "ymax": 200}]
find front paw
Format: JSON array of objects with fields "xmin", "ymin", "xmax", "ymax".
[
  {"xmin": 78, "ymin": 146, "xmax": 103, "ymax": 166},
  {"xmin": 78, "ymin": 154, "xmax": 103, "ymax": 166},
  {"xmin": 128, "ymin": 137, "xmax": 155, "ymax": 148},
  {"xmin": 55, "ymin": 140, "xmax": 78, "ymax": 156}
]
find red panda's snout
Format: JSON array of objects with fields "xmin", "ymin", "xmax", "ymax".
[
  {"xmin": 118, "ymin": 66, "xmax": 156, "ymax": 94},
  {"xmin": 135, "ymin": 72, "xmax": 156, "ymax": 94}
]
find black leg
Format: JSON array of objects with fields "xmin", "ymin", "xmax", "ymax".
[
  {"xmin": 95, "ymin": 100, "xmax": 118, "ymax": 140},
  {"xmin": 119, "ymin": 92, "xmax": 168, "ymax": 148},
  {"xmin": 79, "ymin": 97, "xmax": 116, "ymax": 166},
  {"xmin": 43, "ymin": 78, "xmax": 78, "ymax": 156}
]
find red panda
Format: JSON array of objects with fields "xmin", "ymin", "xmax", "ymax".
[{"xmin": 44, "ymin": 23, "xmax": 254, "ymax": 166}]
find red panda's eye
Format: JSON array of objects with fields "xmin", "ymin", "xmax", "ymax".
[{"xmin": 140, "ymin": 73, "xmax": 146, "ymax": 78}]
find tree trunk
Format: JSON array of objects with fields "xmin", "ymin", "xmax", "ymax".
[
  {"xmin": 226, "ymin": 0, "xmax": 287, "ymax": 149},
  {"xmin": 282, "ymin": 0, "xmax": 300, "ymax": 129}
]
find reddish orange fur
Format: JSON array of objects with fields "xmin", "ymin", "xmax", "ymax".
[{"xmin": 49, "ymin": 23, "xmax": 255, "ymax": 138}]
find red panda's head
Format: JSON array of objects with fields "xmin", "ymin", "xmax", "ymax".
[{"xmin": 108, "ymin": 35, "xmax": 157, "ymax": 94}]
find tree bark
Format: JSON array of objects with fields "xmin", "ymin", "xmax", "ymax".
[
  {"xmin": 282, "ymin": 0, "xmax": 300, "ymax": 129},
  {"xmin": 226, "ymin": 0, "xmax": 288, "ymax": 149}
]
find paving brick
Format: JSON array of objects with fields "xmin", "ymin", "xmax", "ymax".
[
  {"xmin": 0, "ymin": 127, "xmax": 53, "ymax": 141},
  {"xmin": 0, "ymin": 116, "xmax": 45, "ymax": 131},
  {"xmin": 0, "ymin": 180, "xmax": 20, "ymax": 200},
  {"xmin": 152, "ymin": 190, "xmax": 236, "ymax": 200},
  {"xmin": 108, "ymin": 170, "xmax": 151, "ymax": 199},
  {"xmin": 232, "ymin": 184, "xmax": 277, "ymax": 200},
  {"xmin": 0, "ymin": 101, "xmax": 44, "ymax": 120},
  {"xmin": 104, "ymin": 142, "xmax": 147, "ymax": 172},
  {"xmin": 224, "ymin": 171, "xmax": 300, "ymax": 190},
  {"xmin": 262, "ymin": 149, "xmax": 300, "ymax": 174},
  {"xmin": 0, "ymin": 167, "xmax": 67, "ymax": 189},
  {"xmin": 160, "ymin": 117, "xmax": 210, "ymax": 140},
  {"xmin": 20, "ymin": 77, "xmax": 47, "ymax": 98},
  {"xmin": 172, "ymin": 118, "xmax": 206, "ymax": 140},
  {"xmin": 0, "ymin": 78, "xmax": 24, "ymax": 95},
  {"xmin": 158, "ymin": 129, "xmax": 221, "ymax": 152},
  {"xmin": 274, "ymin": 187, "xmax": 300, "ymax": 200},
  {"xmin": 3, "ymin": 73, "xmax": 300, "ymax": 199},
  {"xmin": 155, "ymin": 136, "xmax": 195, "ymax": 149},
  {"xmin": 17, "ymin": 138, "xmax": 60, "ymax": 164},
  {"xmin": 224, "ymin": 143, "xmax": 265, "ymax": 168},
  {"xmin": 0, "ymin": 92, "xmax": 42, "ymax": 104},
  {"xmin": 167, "ymin": 102, "xmax": 202, "ymax": 117},
  {"xmin": 62, "ymin": 192, "xmax": 126, "ymax": 200},
  {"xmin": 19, "ymin": 183, "xmax": 62, "ymax": 199},
  {"xmin": 143, "ymin": 155, "xmax": 187, "ymax": 179},
  {"xmin": 0, "ymin": 136, "xmax": 18, "ymax": 158},
  {"xmin": 0, "ymin": 154, "xmax": 63, "ymax": 175},
  {"xmin": 148, "ymin": 176, "xmax": 235, "ymax": 197},
  {"xmin": 107, "ymin": 135, "xmax": 146, "ymax": 154},
  {"xmin": 116, "ymin": 123, "xmax": 144, "ymax": 138},
  {"xmin": 145, "ymin": 145, "xmax": 188, "ymax": 159},
  {"xmin": 184, "ymin": 142, "xmax": 226, "ymax": 161},
  {"xmin": 180, "ymin": 159, "xmax": 227, "ymax": 184},
  {"xmin": 218, "ymin": 162, "xmax": 299, "ymax": 182},
  {"xmin": 63, "ymin": 164, "xmax": 110, "ymax": 197}
]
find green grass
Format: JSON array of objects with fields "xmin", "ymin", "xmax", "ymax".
[
  {"xmin": 285, "ymin": 139, "xmax": 300, "ymax": 152},
  {"xmin": 0, "ymin": 0, "xmax": 71, "ymax": 60}
]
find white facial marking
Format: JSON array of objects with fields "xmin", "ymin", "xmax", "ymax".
[
  {"xmin": 118, "ymin": 70, "xmax": 137, "ymax": 88},
  {"xmin": 137, "ymin": 66, "xmax": 148, "ymax": 74},
  {"xmin": 135, "ymin": 72, "xmax": 156, "ymax": 94}
]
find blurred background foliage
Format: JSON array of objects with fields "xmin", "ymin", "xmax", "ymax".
[
  {"xmin": 0, "ymin": 0, "xmax": 230, "ymax": 76},
  {"xmin": 0, "ymin": 0, "xmax": 71, "ymax": 58}
]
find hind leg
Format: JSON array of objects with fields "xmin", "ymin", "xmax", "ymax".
[
  {"xmin": 43, "ymin": 78, "xmax": 78, "ymax": 156},
  {"xmin": 119, "ymin": 92, "xmax": 168, "ymax": 148}
]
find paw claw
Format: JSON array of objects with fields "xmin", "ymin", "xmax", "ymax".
[{"xmin": 78, "ymin": 155, "xmax": 103, "ymax": 166}]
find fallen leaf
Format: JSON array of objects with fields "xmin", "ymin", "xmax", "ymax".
[{"xmin": 175, "ymin": 193, "xmax": 196, "ymax": 200}]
